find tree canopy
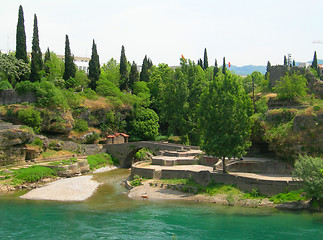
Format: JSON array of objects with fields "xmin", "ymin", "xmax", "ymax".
[{"xmin": 199, "ymin": 72, "xmax": 253, "ymax": 172}]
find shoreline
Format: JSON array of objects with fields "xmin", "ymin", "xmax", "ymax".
[{"xmin": 128, "ymin": 179, "xmax": 312, "ymax": 210}]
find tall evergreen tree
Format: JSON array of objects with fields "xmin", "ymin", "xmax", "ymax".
[
  {"xmin": 63, "ymin": 35, "xmax": 76, "ymax": 81},
  {"xmin": 88, "ymin": 39, "xmax": 101, "ymax": 90},
  {"xmin": 147, "ymin": 58, "xmax": 153, "ymax": 69},
  {"xmin": 197, "ymin": 58, "xmax": 203, "ymax": 69},
  {"xmin": 284, "ymin": 55, "xmax": 287, "ymax": 66},
  {"xmin": 203, "ymin": 48, "xmax": 208, "ymax": 70},
  {"xmin": 213, "ymin": 58, "xmax": 219, "ymax": 78},
  {"xmin": 140, "ymin": 55, "xmax": 149, "ymax": 82},
  {"xmin": 312, "ymin": 51, "xmax": 318, "ymax": 70},
  {"xmin": 265, "ymin": 61, "xmax": 271, "ymax": 78},
  {"xmin": 30, "ymin": 14, "xmax": 43, "ymax": 82},
  {"xmin": 293, "ymin": 60, "xmax": 296, "ymax": 67},
  {"xmin": 119, "ymin": 45, "xmax": 128, "ymax": 84},
  {"xmin": 129, "ymin": 61, "xmax": 139, "ymax": 90},
  {"xmin": 44, "ymin": 47, "xmax": 51, "ymax": 75},
  {"xmin": 222, "ymin": 57, "xmax": 226, "ymax": 74},
  {"xmin": 15, "ymin": 5, "xmax": 28, "ymax": 63}
]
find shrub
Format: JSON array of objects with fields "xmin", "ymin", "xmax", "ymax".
[
  {"xmin": 293, "ymin": 155, "xmax": 323, "ymax": 205},
  {"xmin": 130, "ymin": 175, "xmax": 143, "ymax": 186},
  {"xmin": 13, "ymin": 166, "xmax": 56, "ymax": 183},
  {"xmin": 32, "ymin": 137, "xmax": 43, "ymax": 147},
  {"xmin": 85, "ymin": 132, "xmax": 100, "ymax": 144},
  {"xmin": 15, "ymin": 81, "xmax": 35, "ymax": 94},
  {"xmin": 87, "ymin": 153, "xmax": 116, "ymax": 170},
  {"xmin": 274, "ymin": 73, "xmax": 308, "ymax": 100},
  {"xmin": 0, "ymin": 80, "xmax": 13, "ymax": 91},
  {"xmin": 17, "ymin": 107, "xmax": 43, "ymax": 133},
  {"xmin": 73, "ymin": 119, "xmax": 89, "ymax": 133},
  {"xmin": 269, "ymin": 189, "xmax": 308, "ymax": 204},
  {"xmin": 254, "ymin": 99, "xmax": 268, "ymax": 114}
]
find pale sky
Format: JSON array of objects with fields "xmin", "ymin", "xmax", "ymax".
[{"xmin": 1, "ymin": 0, "xmax": 323, "ymax": 67}]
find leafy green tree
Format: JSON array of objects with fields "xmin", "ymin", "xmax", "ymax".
[
  {"xmin": 284, "ymin": 55, "xmax": 287, "ymax": 66},
  {"xmin": 44, "ymin": 48, "xmax": 51, "ymax": 75},
  {"xmin": 133, "ymin": 81, "xmax": 151, "ymax": 107},
  {"xmin": 30, "ymin": 14, "xmax": 43, "ymax": 82},
  {"xmin": 45, "ymin": 52, "xmax": 64, "ymax": 83},
  {"xmin": 199, "ymin": 72, "xmax": 253, "ymax": 173},
  {"xmin": 140, "ymin": 55, "xmax": 150, "ymax": 82},
  {"xmin": 203, "ymin": 48, "xmax": 208, "ymax": 70},
  {"xmin": 274, "ymin": 73, "xmax": 308, "ymax": 100},
  {"xmin": 119, "ymin": 45, "xmax": 128, "ymax": 90},
  {"xmin": 100, "ymin": 58, "xmax": 120, "ymax": 87},
  {"xmin": 222, "ymin": 57, "xmax": 226, "ymax": 74},
  {"xmin": 293, "ymin": 155, "xmax": 323, "ymax": 206},
  {"xmin": 161, "ymin": 68, "xmax": 189, "ymax": 136},
  {"xmin": 63, "ymin": 35, "xmax": 76, "ymax": 81},
  {"xmin": 88, "ymin": 40, "xmax": 101, "ymax": 90},
  {"xmin": 128, "ymin": 107, "xmax": 159, "ymax": 140},
  {"xmin": 0, "ymin": 53, "xmax": 30, "ymax": 85},
  {"xmin": 15, "ymin": 5, "xmax": 28, "ymax": 63},
  {"xmin": 129, "ymin": 61, "xmax": 139, "ymax": 90},
  {"xmin": 213, "ymin": 58, "xmax": 219, "ymax": 78}
]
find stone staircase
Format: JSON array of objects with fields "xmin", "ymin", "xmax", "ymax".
[{"xmin": 152, "ymin": 149, "xmax": 202, "ymax": 166}]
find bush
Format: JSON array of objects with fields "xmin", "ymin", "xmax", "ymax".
[
  {"xmin": 17, "ymin": 107, "xmax": 43, "ymax": 133},
  {"xmin": 293, "ymin": 155, "xmax": 323, "ymax": 205},
  {"xmin": 15, "ymin": 81, "xmax": 35, "ymax": 94},
  {"xmin": 73, "ymin": 119, "xmax": 89, "ymax": 133},
  {"xmin": 254, "ymin": 99, "xmax": 268, "ymax": 114},
  {"xmin": 0, "ymin": 80, "xmax": 13, "ymax": 91},
  {"xmin": 87, "ymin": 153, "xmax": 116, "ymax": 170},
  {"xmin": 130, "ymin": 175, "xmax": 143, "ymax": 186},
  {"xmin": 274, "ymin": 73, "xmax": 308, "ymax": 100},
  {"xmin": 32, "ymin": 137, "xmax": 43, "ymax": 147},
  {"xmin": 269, "ymin": 189, "xmax": 308, "ymax": 204},
  {"xmin": 85, "ymin": 132, "xmax": 100, "ymax": 144},
  {"xmin": 13, "ymin": 166, "xmax": 56, "ymax": 183}
]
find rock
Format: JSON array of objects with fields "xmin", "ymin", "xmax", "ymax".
[
  {"xmin": 41, "ymin": 110, "xmax": 74, "ymax": 134},
  {"xmin": 276, "ymin": 201, "xmax": 310, "ymax": 210}
]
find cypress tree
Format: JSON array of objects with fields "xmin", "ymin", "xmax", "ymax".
[
  {"xmin": 284, "ymin": 55, "xmax": 287, "ymax": 66},
  {"xmin": 198, "ymin": 58, "xmax": 203, "ymax": 69},
  {"xmin": 312, "ymin": 51, "xmax": 318, "ymax": 70},
  {"xmin": 203, "ymin": 48, "xmax": 208, "ymax": 70},
  {"xmin": 265, "ymin": 61, "xmax": 271, "ymax": 78},
  {"xmin": 129, "ymin": 61, "xmax": 139, "ymax": 90},
  {"xmin": 44, "ymin": 47, "xmax": 51, "ymax": 75},
  {"xmin": 63, "ymin": 35, "xmax": 76, "ymax": 81},
  {"xmin": 213, "ymin": 58, "xmax": 219, "ymax": 78},
  {"xmin": 147, "ymin": 58, "xmax": 153, "ymax": 69},
  {"xmin": 222, "ymin": 57, "xmax": 226, "ymax": 74},
  {"xmin": 30, "ymin": 14, "xmax": 43, "ymax": 82},
  {"xmin": 88, "ymin": 39, "xmax": 101, "ymax": 90},
  {"xmin": 119, "ymin": 45, "xmax": 128, "ymax": 83},
  {"xmin": 140, "ymin": 55, "xmax": 149, "ymax": 82},
  {"xmin": 16, "ymin": 5, "xmax": 28, "ymax": 63},
  {"xmin": 293, "ymin": 60, "xmax": 296, "ymax": 67}
]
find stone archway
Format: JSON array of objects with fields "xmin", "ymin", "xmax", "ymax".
[{"xmin": 123, "ymin": 147, "xmax": 143, "ymax": 168}]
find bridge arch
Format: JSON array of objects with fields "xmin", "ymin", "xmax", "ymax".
[{"xmin": 103, "ymin": 141, "xmax": 199, "ymax": 168}]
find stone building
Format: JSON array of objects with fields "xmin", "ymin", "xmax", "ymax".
[{"xmin": 106, "ymin": 133, "xmax": 129, "ymax": 144}]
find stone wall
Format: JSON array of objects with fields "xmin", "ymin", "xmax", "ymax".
[
  {"xmin": 131, "ymin": 167, "xmax": 302, "ymax": 196},
  {"xmin": 0, "ymin": 89, "xmax": 36, "ymax": 105}
]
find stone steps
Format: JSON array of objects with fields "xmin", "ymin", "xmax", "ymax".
[{"xmin": 152, "ymin": 149, "xmax": 201, "ymax": 166}]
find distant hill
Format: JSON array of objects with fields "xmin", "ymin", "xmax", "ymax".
[{"xmin": 229, "ymin": 65, "xmax": 266, "ymax": 76}]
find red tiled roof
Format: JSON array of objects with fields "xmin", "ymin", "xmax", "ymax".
[{"xmin": 107, "ymin": 133, "xmax": 129, "ymax": 138}]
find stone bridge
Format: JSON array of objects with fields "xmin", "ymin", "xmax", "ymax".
[{"xmin": 102, "ymin": 141, "xmax": 199, "ymax": 168}]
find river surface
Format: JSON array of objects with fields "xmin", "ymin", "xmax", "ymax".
[{"xmin": 0, "ymin": 169, "xmax": 322, "ymax": 240}]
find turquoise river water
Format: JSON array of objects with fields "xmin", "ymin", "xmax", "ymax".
[{"xmin": 0, "ymin": 169, "xmax": 322, "ymax": 240}]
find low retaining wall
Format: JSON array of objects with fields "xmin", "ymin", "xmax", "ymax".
[{"xmin": 131, "ymin": 167, "xmax": 302, "ymax": 196}]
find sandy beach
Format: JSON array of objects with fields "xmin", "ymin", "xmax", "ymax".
[{"xmin": 20, "ymin": 176, "xmax": 100, "ymax": 201}]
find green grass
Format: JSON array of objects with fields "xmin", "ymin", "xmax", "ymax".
[
  {"xmin": 48, "ymin": 158, "xmax": 78, "ymax": 166},
  {"xmin": 269, "ymin": 189, "xmax": 309, "ymax": 204},
  {"xmin": 12, "ymin": 165, "xmax": 57, "ymax": 185},
  {"xmin": 87, "ymin": 153, "xmax": 119, "ymax": 170}
]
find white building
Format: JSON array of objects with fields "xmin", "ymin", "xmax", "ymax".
[{"xmin": 298, "ymin": 62, "xmax": 311, "ymax": 68}]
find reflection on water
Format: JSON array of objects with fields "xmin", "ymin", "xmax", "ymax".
[{"xmin": 0, "ymin": 169, "xmax": 322, "ymax": 240}]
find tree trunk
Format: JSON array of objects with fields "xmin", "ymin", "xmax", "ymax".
[{"xmin": 222, "ymin": 156, "xmax": 227, "ymax": 174}]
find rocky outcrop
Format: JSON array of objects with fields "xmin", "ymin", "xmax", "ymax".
[
  {"xmin": 0, "ymin": 122, "xmax": 34, "ymax": 165},
  {"xmin": 41, "ymin": 110, "xmax": 74, "ymax": 134}
]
